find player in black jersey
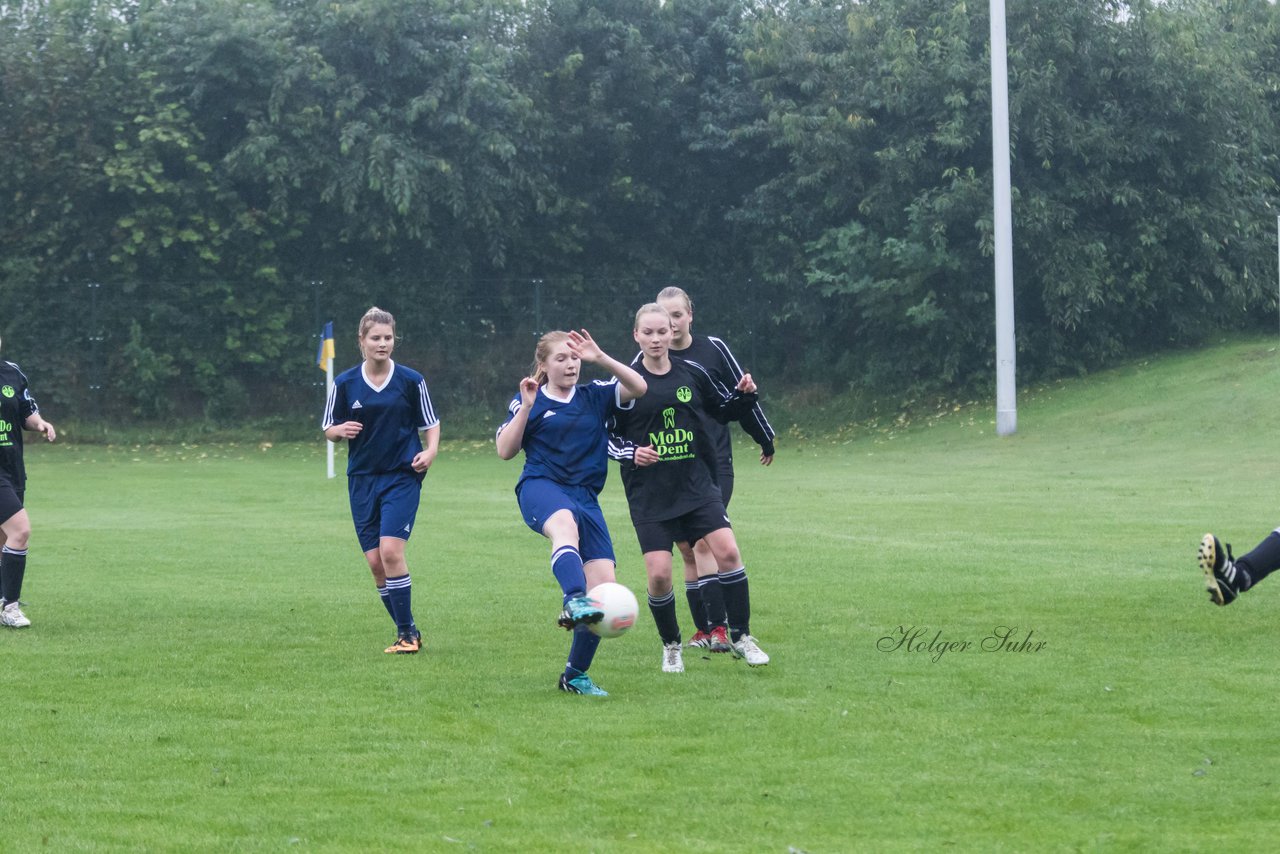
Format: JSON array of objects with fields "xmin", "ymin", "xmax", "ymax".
[
  {"xmin": 0, "ymin": 341, "xmax": 57, "ymax": 628},
  {"xmin": 610, "ymin": 304, "xmax": 771, "ymax": 670},
  {"xmin": 654, "ymin": 286, "xmax": 776, "ymax": 650}
]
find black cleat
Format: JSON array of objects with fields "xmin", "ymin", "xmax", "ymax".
[{"xmin": 1200, "ymin": 533, "xmax": 1248, "ymax": 606}]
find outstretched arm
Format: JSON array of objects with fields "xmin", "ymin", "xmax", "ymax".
[
  {"xmin": 707, "ymin": 336, "xmax": 776, "ymax": 463},
  {"xmin": 569, "ymin": 329, "xmax": 647, "ymax": 403}
]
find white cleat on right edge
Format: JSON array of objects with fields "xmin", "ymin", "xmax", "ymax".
[
  {"xmin": 732, "ymin": 634, "xmax": 769, "ymax": 666},
  {"xmin": 661, "ymin": 641, "xmax": 685, "ymax": 673}
]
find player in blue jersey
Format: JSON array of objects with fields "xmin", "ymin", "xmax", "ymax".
[
  {"xmin": 654, "ymin": 286, "xmax": 775, "ymax": 652},
  {"xmin": 0, "ymin": 337, "xmax": 56, "ymax": 629},
  {"xmin": 496, "ymin": 329, "xmax": 647, "ymax": 696},
  {"xmin": 322, "ymin": 307, "xmax": 441, "ymax": 654}
]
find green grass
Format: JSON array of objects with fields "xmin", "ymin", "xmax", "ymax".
[{"xmin": 4, "ymin": 336, "xmax": 1279, "ymax": 851}]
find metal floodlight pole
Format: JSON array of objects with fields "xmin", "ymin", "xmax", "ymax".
[{"xmin": 991, "ymin": 0, "xmax": 1017, "ymax": 436}]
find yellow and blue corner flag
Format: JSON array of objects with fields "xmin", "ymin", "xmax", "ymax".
[{"xmin": 317, "ymin": 321, "xmax": 335, "ymax": 370}]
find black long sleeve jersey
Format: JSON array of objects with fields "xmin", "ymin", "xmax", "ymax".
[
  {"xmin": 609, "ymin": 358, "xmax": 759, "ymax": 524},
  {"xmin": 0, "ymin": 361, "xmax": 39, "ymax": 489},
  {"xmin": 611, "ymin": 335, "xmax": 775, "ymax": 479}
]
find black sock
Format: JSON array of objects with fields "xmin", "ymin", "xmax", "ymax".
[
  {"xmin": 684, "ymin": 581, "xmax": 708, "ymax": 633},
  {"xmin": 648, "ymin": 590, "xmax": 681, "ymax": 645},
  {"xmin": 1, "ymin": 546, "xmax": 27, "ymax": 604},
  {"xmin": 1238, "ymin": 530, "xmax": 1280, "ymax": 587},
  {"xmin": 718, "ymin": 567, "xmax": 751, "ymax": 642},
  {"xmin": 699, "ymin": 575, "xmax": 727, "ymax": 629}
]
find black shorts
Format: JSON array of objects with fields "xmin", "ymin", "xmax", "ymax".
[
  {"xmin": 0, "ymin": 481, "xmax": 24, "ymax": 526},
  {"xmin": 633, "ymin": 500, "xmax": 732, "ymax": 555},
  {"xmin": 716, "ymin": 472, "xmax": 735, "ymax": 509}
]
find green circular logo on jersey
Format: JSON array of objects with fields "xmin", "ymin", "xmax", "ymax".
[
  {"xmin": 676, "ymin": 386, "xmax": 692, "ymax": 403},
  {"xmin": 0, "ymin": 386, "xmax": 12, "ymax": 399}
]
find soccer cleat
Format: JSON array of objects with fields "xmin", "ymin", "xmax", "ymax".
[
  {"xmin": 558, "ymin": 672, "xmax": 608, "ymax": 696},
  {"xmin": 688, "ymin": 630, "xmax": 713, "ymax": 649},
  {"xmin": 1200, "ymin": 533, "xmax": 1248, "ymax": 606},
  {"xmin": 0, "ymin": 601, "xmax": 30, "ymax": 628},
  {"xmin": 662, "ymin": 641, "xmax": 685, "ymax": 673},
  {"xmin": 731, "ymin": 634, "xmax": 770, "ymax": 666},
  {"xmin": 708, "ymin": 625, "xmax": 732, "ymax": 653},
  {"xmin": 384, "ymin": 633, "xmax": 421, "ymax": 654},
  {"xmin": 557, "ymin": 595, "xmax": 604, "ymax": 630}
]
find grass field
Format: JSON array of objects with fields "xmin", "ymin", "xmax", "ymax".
[{"xmin": 3, "ymin": 337, "xmax": 1279, "ymax": 851}]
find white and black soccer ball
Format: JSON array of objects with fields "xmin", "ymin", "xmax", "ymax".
[{"xmin": 586, "ymin": 582, "xmax": 639, "ymax": 639}]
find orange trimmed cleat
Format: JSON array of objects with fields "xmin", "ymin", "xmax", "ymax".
[{"xmin": 384, "ymin": 633, "xmax": 421, "ymax": 654}]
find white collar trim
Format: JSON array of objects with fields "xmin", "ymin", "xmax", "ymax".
[
  {"xmin": 362, "ymin": 360, "xmax": 396, "ymax": 393},
  {"xmin": 541, "ymin": 384, "xmax": 576, "ymax": 404}
]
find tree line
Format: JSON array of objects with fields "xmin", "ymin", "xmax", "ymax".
[{"xmin": 2, "ymin": 0, "xmax": 1277, "ymax": 424}]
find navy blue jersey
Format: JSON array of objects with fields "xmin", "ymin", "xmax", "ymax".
[
  {"xmin": 322, "ymin": 361, "xmax": 439, "ymax": 477},
  {"xmin": 499, "ymin": 380, "xmax": 623, "ymax": 495},
  {"xmin": 0, "ymin": 361, "xmax": 39, "ymax": 487}
]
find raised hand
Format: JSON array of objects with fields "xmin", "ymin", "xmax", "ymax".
[
  {"xmin": 519, "ymin": 376, "xmax": 539, "ymax": 408},
  {"xmin": 567, "ymin": 329, "xmax": 604, "ymax": 363}
]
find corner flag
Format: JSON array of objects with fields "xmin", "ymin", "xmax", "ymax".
[
  {"xmin": 318, "ymin": 321, "xmax": 336, "ymax": 479},
  {"xmin": 317, "ymin": 321, "xmax": 335, "ymax": 370}
]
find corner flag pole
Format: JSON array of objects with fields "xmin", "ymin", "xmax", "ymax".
[
  {"xmin": 325, "ymin": 359, "xmax": 335, "ymax": 479},
  {"xmin": 318, "ymin": 321, "xmax": 336, "ymax": 479},
  {"xmin": 991, "ymin": 0, "xmax": 1017, "ymax": 436}
]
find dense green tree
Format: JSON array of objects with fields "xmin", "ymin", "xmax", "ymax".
[
  {"xmin": 1009, "ymin": 0, "xmax": 1279, "ymax": 370},
  {"xmin": 737, "ymin": 0, "xmax": 1279, "ymax": 390}
]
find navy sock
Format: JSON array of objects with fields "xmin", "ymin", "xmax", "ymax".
[
  {"xmin": 565, "ymin": 624, "xmax": 602, "ymax": 677},
  {"xmin": 385, "ymin": 574, "xmax": 416, "ymax": 636},
  {"xmin": 551, "ymin": 545, "xmax": 587, "ymax": 599},
  {"xmin": 684, "ymin": 580, "xmax": 708, "ymax": 633},
  {"xmin": 1238, "ymin": 530, "xmax": 1280, "ymax": 586},
  {"xmin": 698, "ymin": 574, "xmax": 727, "ymax": 629},
  {"xmin": 648, "ymin": 589, "xmax": 681, "ymax": 645},
  {"xmin": 377, "ymin": 584, "xmax": 396, "ymax": 623},
  {"xmin": 1, "ymin": 546, "xmax": 27, "ymax": 604},
  {"xmin": 718, "ymin": 567, "xmax": 751, "ymax": 642}
]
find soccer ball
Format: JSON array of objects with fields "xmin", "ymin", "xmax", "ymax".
[{"xmin": 586, "ymin": 582, "xmax": 639, "ymax": 639}]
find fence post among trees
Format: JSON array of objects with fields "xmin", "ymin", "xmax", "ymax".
[
  {"xmin": 532, "ymin": 278, "xmax": 544, "ymax": 337},
  {"xmin": 87, "ymin": 282, "xmax": 103, "ymax": 399}
]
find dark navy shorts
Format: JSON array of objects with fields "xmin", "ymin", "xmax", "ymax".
[
  {"xmin": 632, "ymin": 500, "xmax": 731, "ymax": 555},
  {"xmin": 516, "ymin": 478, "xmax": 616, "ymax": 564},
  {"xmin": 348, "ymin": 472, "xmax": 423, "ymax": 553}
]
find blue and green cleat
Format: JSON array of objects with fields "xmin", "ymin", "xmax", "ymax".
[
  {"xmin": 558, "ymin": 672, "xmax": 608, "ymax": 696},
  {"xmin": 557, "ymin": 595, "xmax": 604, "ymax": 630}
]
